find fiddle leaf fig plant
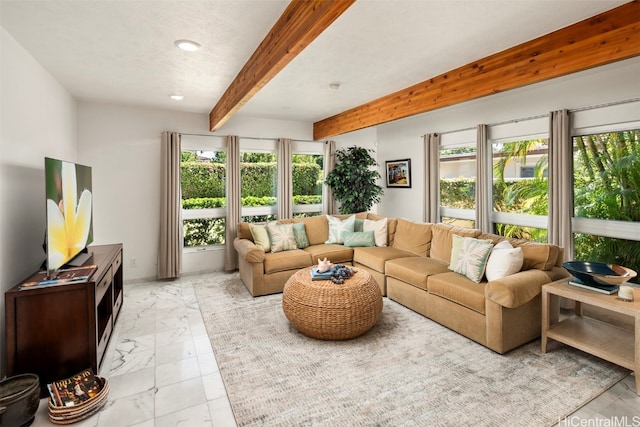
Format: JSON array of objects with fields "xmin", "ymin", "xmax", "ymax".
[{"xmin": 325, "ymin": 146, "xmax": 384, "ymax": 214}]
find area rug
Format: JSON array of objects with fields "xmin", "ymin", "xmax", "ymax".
[{"xmin": 193, "ymin": 273, "xmax": 628, "ymax": 427}]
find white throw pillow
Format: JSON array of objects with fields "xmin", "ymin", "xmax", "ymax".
[
  {"xmin": 325, "ymin": 215, "xmax": 356, "ymax": 244},
  {"xmin": 485, "ymin": 240, "xmax": 524, "ymax": 282},
  {"xmin": 363, "ymin": 218, "xmax": 388, "ymax": 247}
]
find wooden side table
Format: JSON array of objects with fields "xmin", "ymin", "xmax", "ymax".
[{"xmin": 541, "ymin": 279, "xmax": 640, "ymax": 394}]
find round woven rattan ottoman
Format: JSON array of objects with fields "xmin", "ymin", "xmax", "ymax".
[{"xmin": 282, "ymin": 267, "xmax": 383, "ymax": 340}]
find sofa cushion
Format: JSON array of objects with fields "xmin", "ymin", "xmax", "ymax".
[
  {"xmin": 299, "ymin": 215, "xmax": 329, "ymax": 246},
  {"xmin": 343, "ymin": 231, "xmax": 376, "ymax": 247},
  {"xmin": 385, "ymin": 257, "xmax": 450, "ymax": 290},
  {"xmin": 485, "ymin": 240, "xmax": 524, "ymax": 282},
  {"xmin": 249, "ymin": 224, "xmax": 271, "ymax": 252},
  {"xmin": 266, "ymin": 222, "xmax": 297, "ymax": 253},
  {"xmin": 364, "ymin": 218, "xmax": 388, "ymax": 247},
  {"xmin": 326, "ymin": 215, "xmax": 356, "ymax": 244},
  {"xmin": 391, "ymin": 219, "xmax": 432, "ymax": 256},
  {"xmin": 292, "ymin": 222, "xmax": 310, "ymax": 249},
  {"xmin": 263, "ymin": 250, "xmax": 312, "ymax": 274},
  {"xmin": 453, "ymin": 237, "xmax": 494, "ymax": 283},
  {"xmin": 431, "ymin": 223, "xmax": 481, "ymax": 264},
  {"xmin": 303, "ymin": 244, "xmax": 354, "ymax": 264},
  {"xmin": 509, "ymin": 239, "xmax": 560, "ymax": 271},
  {"xmin": 427, "ymin": 272, "xmax": 487, "ymax": 314},
  {"xmin": 353, "ymin": 246, "xmax": 417, "ymax": 273}
]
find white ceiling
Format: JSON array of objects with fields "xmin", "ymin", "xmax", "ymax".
[{"xmin": 0, "ymin": 0, "xmax": 630, "ymax": 125}]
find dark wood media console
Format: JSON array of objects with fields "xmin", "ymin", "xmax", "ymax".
[{"xmin": 5, "ymin": 243, "xmax": 123, "ymax": 395}]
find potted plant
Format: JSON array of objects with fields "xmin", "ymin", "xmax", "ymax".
[{"xmin": 325, "ymin": 146, "xmax": 384, "ymax": 214}]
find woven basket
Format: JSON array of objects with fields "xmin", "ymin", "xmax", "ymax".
[
  {"xmin": 48, "ymin": 377, "xmax": 109, "ymax": 425},
  {"xmin": 282, "ymin": 267, "xmax": 383, "ymax": 340}
]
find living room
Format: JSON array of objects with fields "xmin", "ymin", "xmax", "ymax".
[{"xmin": 2, "ymin": 1, "xmax": 640, "ymax": 425}]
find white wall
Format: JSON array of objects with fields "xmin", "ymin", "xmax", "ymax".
[
  {"xmin": 372, "ymin": 57, "xmax": 640, "ymax": 221},
  {"xmin": 77, "ymin": 103, "xmax": 314, "ymax": 281},
  {"xmin": 0, "ymin": 28, "xmax": 78, "ymax": 376}
]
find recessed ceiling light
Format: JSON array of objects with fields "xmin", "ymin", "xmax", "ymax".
[
  {"xmin": 169, "ymin": 94, "xmax": 184, "ymax": 101},
  {"xmin": 329, "ymin": 82, "xmax": 341, "ymax": 90},
  {"xmin": 174, "ymin": 39, "xmax": 201, "ymax": 52}
]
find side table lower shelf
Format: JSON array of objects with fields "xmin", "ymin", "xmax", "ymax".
[{"xmin": 541, "ymin": 279, "xmax": 640, "ymax": 395}]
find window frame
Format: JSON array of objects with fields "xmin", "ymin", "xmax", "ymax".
[
  {"xmin": 487, "ymin": 117, "xmax": 549, "ymax": 239},
  {"xmin": 570, "ymin": 112, "xmax": 640, "ymax": 247},
  {"xmin": 292, "ymin": 140, "xmax": 324, "ymax": 217},
  {"xmin": 180, "ymin": 136, "xmax": 227, "ymax": 251},
  {"xmin": 439, "ymin": 128, "xmax": 476, "ymax": 226}
]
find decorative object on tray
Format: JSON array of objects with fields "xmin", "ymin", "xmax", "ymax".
[
  {"xmin": 562, "ymin": 261, "xmax": 637, "ymax": 289},
  {"xmin": 618, "ymin": 285, "xmax": 635, "ymax": 301},
  {"xmin": 47, "ymin": 368, "xmax": 109, "ymax": 424},
  {"xmin": 329, "ymin": 264, "xmax": 354, "ymax": 284},
  {"xmin": 0, "ymin": 373, "xmax": 40, "ymax": 427},
  {"xmin": 317, "ymin": 257, "xmax": 333, "ymax": 273}
]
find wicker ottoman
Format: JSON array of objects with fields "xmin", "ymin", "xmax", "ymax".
[{"xmin": 282, "ymin": 267, "xmax": 383, "ymax": 340}]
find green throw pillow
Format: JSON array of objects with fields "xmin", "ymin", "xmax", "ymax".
[
  {"xmin": 249, "ymin": 224, "xmax": 271, "ymax": 252},
  {"xmin": 342, "ymin": 231, "xmax": 376, "ymax": 247},
  {"xmin": 292, "ymin": 222, "xmax": 310, "ymax": 249},
  {"xmin": 325, "ymin": 215, "xmax": 356, "ymax": 244},
  {"xmin": 453, "ymin": 237, "xmax": 494, "ymax": 283},
  {"xmin": 266, "ymin": 222, "xmax": 298, "ymax": 253},
  {"xmin": 354, "ymin": 218, "xmax": 365, "ymax": 232}
]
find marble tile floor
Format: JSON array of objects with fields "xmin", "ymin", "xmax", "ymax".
[{"xmin": 29, "ymin": 272, "xmax": 639, "ymax": 427}]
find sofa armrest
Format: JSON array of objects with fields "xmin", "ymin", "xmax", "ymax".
[
  {"xmin": 234, "ymin": 238, "xmax": 265, "ymax": 263},
  {"xmin": 485, "ymin": 269, "xmax": 555, "ymax": 308}
]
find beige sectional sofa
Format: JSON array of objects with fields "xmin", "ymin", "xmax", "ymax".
[{"xmin": 233, "ymin": 213, "xmax": 569, "ymax": 353}]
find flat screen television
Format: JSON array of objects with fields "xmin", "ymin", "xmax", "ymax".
[{"xmin": 45, "ymin": 157, "xmax": 94, "ymax": 274}]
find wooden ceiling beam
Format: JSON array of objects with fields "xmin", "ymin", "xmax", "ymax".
[
  {"xmin": 209, "ymin": 0, "xmax": 355, "ymax": 132},
  {"xmin": 313, "ymin": 1, "xmax": 640, "ymax": 139}
]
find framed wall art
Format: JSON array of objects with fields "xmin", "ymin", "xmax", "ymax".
[{"xmin": 385, "ymin": 159, "xmax": 411, "ymax": 188}]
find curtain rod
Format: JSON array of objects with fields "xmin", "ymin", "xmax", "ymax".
[
  {"xmin": 179, "ymin": 132, "xmax": 325, "ymax": 143},
  {"xmin": 421, "ymin": 97, "xmax": 640, "ymax": 138}
]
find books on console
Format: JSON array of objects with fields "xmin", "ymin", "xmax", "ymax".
[
  {"xmin": 568, "ymin": 277, "xmax": 619, "ymax": 295},
  {"xmin": 19, "ymin": 265, "xmax": 97, "ymax": 291}
]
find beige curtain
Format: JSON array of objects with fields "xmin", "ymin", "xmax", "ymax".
[
  {"xmin": 225, "ymin": 135, "xmax": 240, "ymax": 271},
  {"xmin": 158, "ymin": 131, "xmax": 182, "ymax": 279},
  {"xmin": 549, "ymin": 110, "xmax": 573, "ymax": 259},
  {"xmin": 323, "ymin": 140, "xmax": 336, "ymax": 214},
  {"xmin": 476, "ymin": 124, "xmax": 491, "ymax": 233},
  {"xmin": 277, "ymin": 138, "xmax": 292, "ymax": 219},
  {"xmin": 423, "ymin": 133, "xmax": 440, "ymax": 223}
]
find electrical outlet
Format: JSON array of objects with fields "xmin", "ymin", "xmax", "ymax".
[{"xmin": 130, "ymin": 257, "xmax": 137, "ymax": 268}]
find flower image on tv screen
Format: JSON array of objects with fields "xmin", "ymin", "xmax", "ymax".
[{"xmin": 45, "ymin": 157, "xmax": 93, "ymax": 272}]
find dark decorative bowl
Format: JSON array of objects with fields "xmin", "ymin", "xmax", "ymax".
[
  {"xmin": 562, "ymin": 261, "xmax": 637, "ymax": 286},
  {"xmin": 0, "ymin": 373, "xmax": 40, "ymax": 427}
]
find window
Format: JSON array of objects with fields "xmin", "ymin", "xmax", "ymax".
[
  {"xmin": 240, "ymin": 139, "xmax": 277, "ymax": 223},
  {"xmin": 439, "ymin": 129, "xmax": 476, "ymax": 228},
  {"xmin": 292, "ymin": 141, "xmax": 323, "ymax": 218},
  {"xmin": 490, "ymin": 137, "xmax": 548, "ymax": 241},
  {"xmin": 180, "ymin": 138, "xmax": 227, "ymax": 248},
  {"xmin": 488, "ymin": 117, "xmax": 549, "ymax": 242},
  {"xmin": 572, "ymin": 128, "xmax": 640, "ymax": 283}
]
